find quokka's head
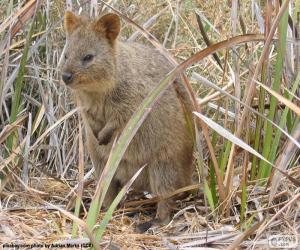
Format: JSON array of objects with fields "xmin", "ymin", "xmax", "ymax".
[{"xmin": 61, "ymin": 11, "xmax": 120, "ymax": 92}]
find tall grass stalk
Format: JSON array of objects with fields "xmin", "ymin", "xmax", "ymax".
[
  {"xmin": 7, "ymin": 17, "xmax": 36, "ymax": 150},
  {"xmin": 93, "ymin": 166, "xmax": 144, "ymax": 245},
  {"xmin": 240, "ymin": 152, "xmax": 248, "ymax": 224},
  {"xmin": 72, "ymin": 120, "xmax": 84, "ymax": 237},
  {"xmin": 258, "ymin": 5, "xmax": 289, "ymax": 179},
  {"xmin": 219, "ymin": 140, "xmax": 231, "ymax": 178},
  {"xmin": 268, "ymin": 71, "xmax": 300, "ymax": 164},
  {"xmin": 250, "ymin": 64, "xmax": 267, "ymax": 180},
  {"xmin": 208, "ymin": 110, "xmax": 221, "ymax": 207},
  {"xmin": 250, "ymin": 0, "xmax": 270, "ymax": 179},
  {"xmin": 240, "ymin": 117, "xmax": 250, "ymax": 224}
]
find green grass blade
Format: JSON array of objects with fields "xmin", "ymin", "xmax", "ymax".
[
  {"xmin": 258, "ymin": 6, "xmax": 289, "ymax": 178},
  {"xmin": 72, "ymin": 195, "xmax": 82, "ymax": 237},
  {"xmin": 85, "ymin": 189, "xmax": 101, "ymax": 233},
  {"xmin": 192, "ymin": 72, "xmax": 300, "ymax": 150},
  {"xmin": 7, "ymin": 17, "xmax": 36, "ymax": 150},
  {"xmin": 286, "ymin": 109, "xmax": 293, "ymax": 133},
  {"xmin": 251, "ymin": 63, "xmax": 267, "ymax": 180},
  {"xmin": 93, "ymin": 166, "xmax": 145, "ymax": 244},
  {"xmin": 209, "ymin": 162, "xmax": 217, "ymax": 206},
  {"xmin": 193, "ymin": 112, "xmax": 273, "ymax": 166},
  {"xmin": 240, "ymin": 165, "xmax": 247, "ymax": 225},
  {"xmin": 219, "ymin": 140, "xmax": 231, "ymax": 179},
  {"xmin": 72, "ymin": 122, "xmax": 84, "ymax": 238},
  {"xmin": 209, "ymin": 111, "xmax": 220, "ymax": 206},
  {"xmin": 268, "ymin": 71, "xmax": 300, "ymax": 164},
  {"xmin": 292, "ymin": 117, "xmax": 300, "ymax": 132},
  {"xmin": 204, "ymin": 180, "xmax": 215, "ymax": 212}
]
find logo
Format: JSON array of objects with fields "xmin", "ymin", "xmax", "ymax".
[{"xmin": 268, "ymin": 235, "xmax": 298, "ymax": 248}]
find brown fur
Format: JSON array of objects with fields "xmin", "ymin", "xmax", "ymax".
[{"xmin": 62, "ymin": 11, "xmax": 194, "ymax": 230}]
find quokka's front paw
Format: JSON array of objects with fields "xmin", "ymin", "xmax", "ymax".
[
  {"xmin": 97, "ymin": 123, "xmax": 117, "ymax": 145},
  {"xmin": 97, "ymin": 130, "xmax": 114, "ymax": 145}
]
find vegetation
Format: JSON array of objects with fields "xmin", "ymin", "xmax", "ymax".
[{"xmin": 0, "ymin": 0, "xmax": 299, "ymax": 249}]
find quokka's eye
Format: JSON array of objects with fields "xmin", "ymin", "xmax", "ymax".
[
  {"xmin": 83, "ymin": 54, "xmax": 94, "ymax": 63},
  {"xmin": 64, "ymin": 54, "xmax": 68, "ymax": 60}
]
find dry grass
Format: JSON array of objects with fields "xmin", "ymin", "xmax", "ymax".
[
  {"xmin": 0, "ymin": 0, "xmax": 299, "ymax": 249},
  {"xmin": 1, "ymin": 169, "xmax": 299, "ymax": 249}
]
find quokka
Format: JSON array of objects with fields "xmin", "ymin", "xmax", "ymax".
[{"xmin": 61, "ymin": 11, "xmax": 194, "ymax": 231}]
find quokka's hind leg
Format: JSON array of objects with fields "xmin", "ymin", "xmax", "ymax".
[
  {"xmin": 93, "ymin": 157, "xmax": 121, "ymax": 209},
  {"xmin": 136, "ymin": 160, "xmax": 192, "ymax": 232},
  {"xmin": 102, "ymin": 179, "xmax": 121, "ymax": 209},
  {"xmin": 136, "ymin": 198, "xmax": 173, "ymax": 233}
]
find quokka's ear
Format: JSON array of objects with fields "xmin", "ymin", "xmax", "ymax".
[
  {"xmin": 64, "ymin": 11, "xmax": 81, "ymax": 35},
  {"xmin": 93, "ymin": 13, "xmax": 120, "ymax": 42}
]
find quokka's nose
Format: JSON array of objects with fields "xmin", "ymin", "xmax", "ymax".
[{"xmin": 62, "ymin": 71, "xmax": 73, "ymax": 84}]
